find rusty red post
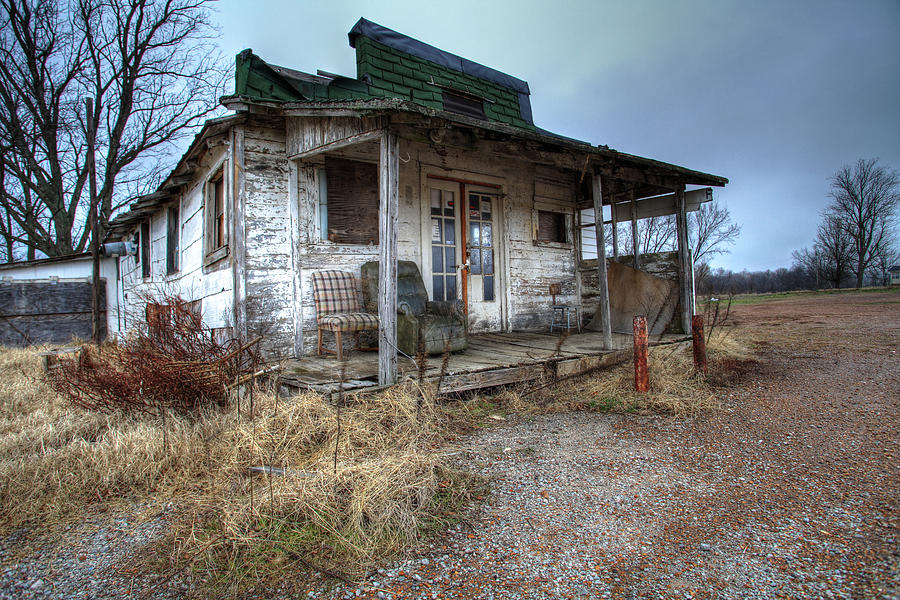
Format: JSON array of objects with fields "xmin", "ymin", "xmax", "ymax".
[
  {"xmin": 692, "ymin": 314, "xmax": 707, "ymax": 375},
  {"xmin": 633, "ymin": 315, "xmax": 649, "ymax": 392}
]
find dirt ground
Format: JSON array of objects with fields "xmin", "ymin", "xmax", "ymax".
[{"xmin": 327, "ymin": 291, "xmax": 899, "ymax": 599}]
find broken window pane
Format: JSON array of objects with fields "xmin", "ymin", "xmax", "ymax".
[
  {"xmin": 483, "ymin": 249, "xmax": 494, "ymax": 275},
  {"xmin": 482, "ymin": 222, "xmax": 492, "ymax": 247},
  {"xmin": 432, "ymin": 276, "xmax": 444, "ymax": 302},
  {"xmin": 431, "ymin": 189, "xmax": 441, "ymax": 215},
  {"xmin": 432, "ymin": 246, "xmax": 443, "ymax": 273},
  {"xmin": 469, "ymin": 248, "xmax": 481, "ymax": 274},
  {"xmin": 469, "ymin": 222, "xmax": 480, "ymax": 246}
]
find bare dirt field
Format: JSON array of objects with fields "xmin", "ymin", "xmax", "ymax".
[{"xmin": 328, "ymin": 291, "xmax": 900, "ymax": 599}]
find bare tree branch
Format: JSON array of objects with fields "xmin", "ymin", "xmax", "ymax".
[
  {"xmin": 0, "ymin": 0, "xmax": 226, "ymax": 261},
  {"xmin": 828, "ymin": 158, "xmax": 900, "ymax": 288}
]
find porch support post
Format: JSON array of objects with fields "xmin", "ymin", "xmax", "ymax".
[
  {"xmin": 611, "ymin": 183, "xmax": 619, "ymax": 262},
  {"xmin": 592, "ymin": 172, "xmax": 613, "ymax": 350},
  {"xmin": 630, "ymin": 187, "xmax": 640, "ymax": 270},
  {"xmin": 378, "ymin": 129, "xmax": 400, "ymax": 386},
  {"xmin": 674, "ymin": 184, "xmax": 693, "ymax": 334}
]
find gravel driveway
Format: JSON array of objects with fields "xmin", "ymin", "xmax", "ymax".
[
  {"xmin": 331, "ymin": 291, "xmax": 899, "ymax": 599},
  {"xmin": 3, "ymin": 291, "xmax": 898, "ymax": 599}
]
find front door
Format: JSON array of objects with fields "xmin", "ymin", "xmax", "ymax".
[
  {"xmin": 426, "ymin": 177, "xmax": 504, "ymax": 333},
  {"xmin": 464, "ymin": 187, "xmax": 502, "ymax": 332}
]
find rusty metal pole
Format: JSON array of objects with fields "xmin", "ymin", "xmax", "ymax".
[
  {"xmin": 633, "ymin": 315, "xmax": 649, "ymax": 392},
  {"xmin": 692, "ymin": 314, "xmax": 707, "ymax": 375}
]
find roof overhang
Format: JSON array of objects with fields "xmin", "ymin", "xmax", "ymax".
[
  {"xmin": 221, "ymin": 95, "xmax": 728, "ymax": 192},
  {"xmin": 106, "ymin": 114, "xmax": 244, "ymax": 239}
]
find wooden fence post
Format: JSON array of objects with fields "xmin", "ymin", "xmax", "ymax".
[
  {"xmin": 692, "ymin": 314, "xmax": 707, "ymax": 375},
  {"xmin": 633, "ymin": 315, "xmax": 649, "ymax": 392}
]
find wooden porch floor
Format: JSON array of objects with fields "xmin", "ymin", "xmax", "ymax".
[{"xmin": 278, "ymin": 330, "xmax": 689, "ymax": 396}]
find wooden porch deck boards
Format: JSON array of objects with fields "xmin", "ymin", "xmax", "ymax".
[{"xmin": 278, "ymin": 330, "xmax": 689, "ymax": 396}]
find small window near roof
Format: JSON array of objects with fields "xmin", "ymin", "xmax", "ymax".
[
  {"xmin": 441, "ymin": 90, "xmax": 486, "ymax": 120},
  {"xmin": 537, "ymin": 210, "xmax": 567, "ymax": 244}
]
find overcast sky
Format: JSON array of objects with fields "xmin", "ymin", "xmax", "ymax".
[{"xmin": 215, "ymin": 0, "xmax": 900, "ymax": 272}]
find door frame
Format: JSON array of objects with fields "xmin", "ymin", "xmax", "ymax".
[{"xmin": 419, "ymin": 165, "xmax": 508, "ymax": 332}]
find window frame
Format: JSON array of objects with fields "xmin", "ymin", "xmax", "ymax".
[
  {"xmin": 531, "ymin": 200, "xmax": 573, "ymax": 250},
  {"xmin": 316, "ymin": 156, "xmax": 379, "ymax": 246},
  {"xmin": 166, "ymin": 202, "xmax": 180, "ymax": 275},
  {"xmin": 140, "ymin": 221, "xmax": 151, "ymax": 279},
  {"xmin": 204, "ymin": 162, "xmax": 228, "ymax": 265}
]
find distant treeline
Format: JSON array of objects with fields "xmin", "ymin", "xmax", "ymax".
[{"xmin": 699, "ymin": 264, "xmax": 888, "ymax": 296}]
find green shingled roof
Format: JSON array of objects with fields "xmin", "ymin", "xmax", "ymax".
[
  {"xmin": 232, "ymin": 19, "xmax": 536, "ymax": 131},
  {"xmin": 353, "ymin": 36, "xmax": 534, "ymax": 130}
]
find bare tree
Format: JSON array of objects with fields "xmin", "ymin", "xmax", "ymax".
[
  {"xmin": 617, "ymin": 215, "xmax": 676, "ymax": 256},
  {"xmin": 793, "ymin": 213, "xmax": 854, "ymax": 288},
  {"xmin": 0, "ymin": 0, "xmax": 226, "ymax": 260},
  {"xmin": 689, "ymin": 199, "xmax": 741, "ymax": 266},
  {"xmin": 828, "ymin": 158, "xmax": 900, "ymax": 288}
]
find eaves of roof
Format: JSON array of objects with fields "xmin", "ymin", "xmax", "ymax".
[
  {"xmin": 106, "ymin": 113, "xmax": 245, "ymax": 239},
  {"xmin": 222, "ymin": 95, "xmax": 729, "ymax": 188}
]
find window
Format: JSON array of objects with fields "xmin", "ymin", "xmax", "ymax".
[
  {"xmin": 140, "ymin": 221, "xmax": 150, "ymax": 279},
  {"xmin": 441, "ymin": 90, "xmax": 486, "ymax": 120},
  {"xmin": 167, "ymin": 204, "xmax": 179, "ymax": 275},
  {"xmin": 320, "ymin": 156, "xmax": 378, "ymax": 245},
  {"xmin": 205, "ymin": 167, "xmax": 227, "ymax": 263},
  {"xmin": 537, "ymin": 210, "xmax": 567, "ymax": 244},
  {"xmin": 532, "ymin": 205, "xmax": 571, "ymax": 249}
]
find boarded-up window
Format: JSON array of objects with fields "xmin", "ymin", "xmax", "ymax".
[
  {"xmin": 145, "ymin": 302, "xmax": 172, "ymax": 341},
  {"xmin": 537, "ymin": 210, "xmax": 567, "ymax": 244},
  {"xmin": 323, "ymin": 156, "xmax": 378, "ymax": 245},
  {"xmin": 441, "ymin": 90, "xmax": 486, "ymax": 120},
  {"xmin": 140, "ymin": 222, "xmax": 151, "ymax": 279},
  {"xmin": 167, "ymin": 204, "xmax": 179, "ymax": 274}
]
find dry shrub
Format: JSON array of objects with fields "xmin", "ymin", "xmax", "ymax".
[
  {"xmin": 46, "ymin": 296, "xmax": 253, "ymax": 415},
  {"xmin": 513, "ymin": 344, "xmax": 724, "ymax": 417},
  {"xmin": 0, "ymin": 345, "xmax": 233, "ymax": 528}
]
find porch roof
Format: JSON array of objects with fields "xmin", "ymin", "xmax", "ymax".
[{"xmin": 222, "ymin": 94, "xmax": 728, "ymax": 192}]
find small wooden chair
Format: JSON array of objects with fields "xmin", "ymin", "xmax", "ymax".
[
  {"xmin": 311, "ymin": 270, "xmax": 379, "ymax": 360},
  {"xmin": 549, "ymin": 283, "xmax": 581, "ymax": 333}
]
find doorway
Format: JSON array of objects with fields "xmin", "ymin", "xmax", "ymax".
[{"xmin": 426, "ymin": 176, "xmax": 504, "ymax": 332}]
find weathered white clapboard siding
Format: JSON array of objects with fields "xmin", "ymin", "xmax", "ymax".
[
  {"xmin": 286, "ymin": 123, "xmax": 581, "ymax": 349},
  {"xmin": 118, "ymin": 144, "xmax": 235, "ymax": 331},
  {"xmin": 240, "ymin": 120, "xmax": 296, "ymax": 357},
  {"xmin": 119, "ymin": 113, "xmax": 585, "ymax": 358},
  {"xmin": 286, "ymin": 116, "xmax": 385, "ymax": 157}
]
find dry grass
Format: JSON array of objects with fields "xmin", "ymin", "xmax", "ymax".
[
  {"xmin": 492, "ymin": 329, "xmax": 754, "ymax": 418},
  {"xmin": 0, "ymin": 348, "xmax": 473, "ymax": 591},
  {"xmin": 0, "ymin": 347, "xmax": 235, "ymax": 529},
  {"xmin": 179, "ymin": 384, "xmax": 467, "ymax": 590}
]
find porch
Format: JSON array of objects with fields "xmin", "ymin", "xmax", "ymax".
[{"xmin": 278, "ymin": 329, "xmax": 689, "ymax": 396}]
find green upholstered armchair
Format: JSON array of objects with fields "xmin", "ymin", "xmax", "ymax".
[{"xmin": 361, "ymin": 260, "xmax": 467, "ymax": 356}]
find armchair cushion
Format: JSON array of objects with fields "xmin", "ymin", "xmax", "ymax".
[{"xmin": 318, "ymin": 312, "xmax": 380, "ymax": 332}]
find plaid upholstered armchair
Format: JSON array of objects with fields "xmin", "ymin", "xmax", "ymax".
[{"xmin": 311, "ymin": 270, "xmax": 379, "ymax": 360}]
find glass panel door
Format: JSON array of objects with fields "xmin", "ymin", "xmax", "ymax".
[
  {"xmin": 467, "ymin": 192, "xmax": 495, "ymax": 302},
  {"xmin": 429, "ymin": 185, "xmax": 458, "ymax": 302}
]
